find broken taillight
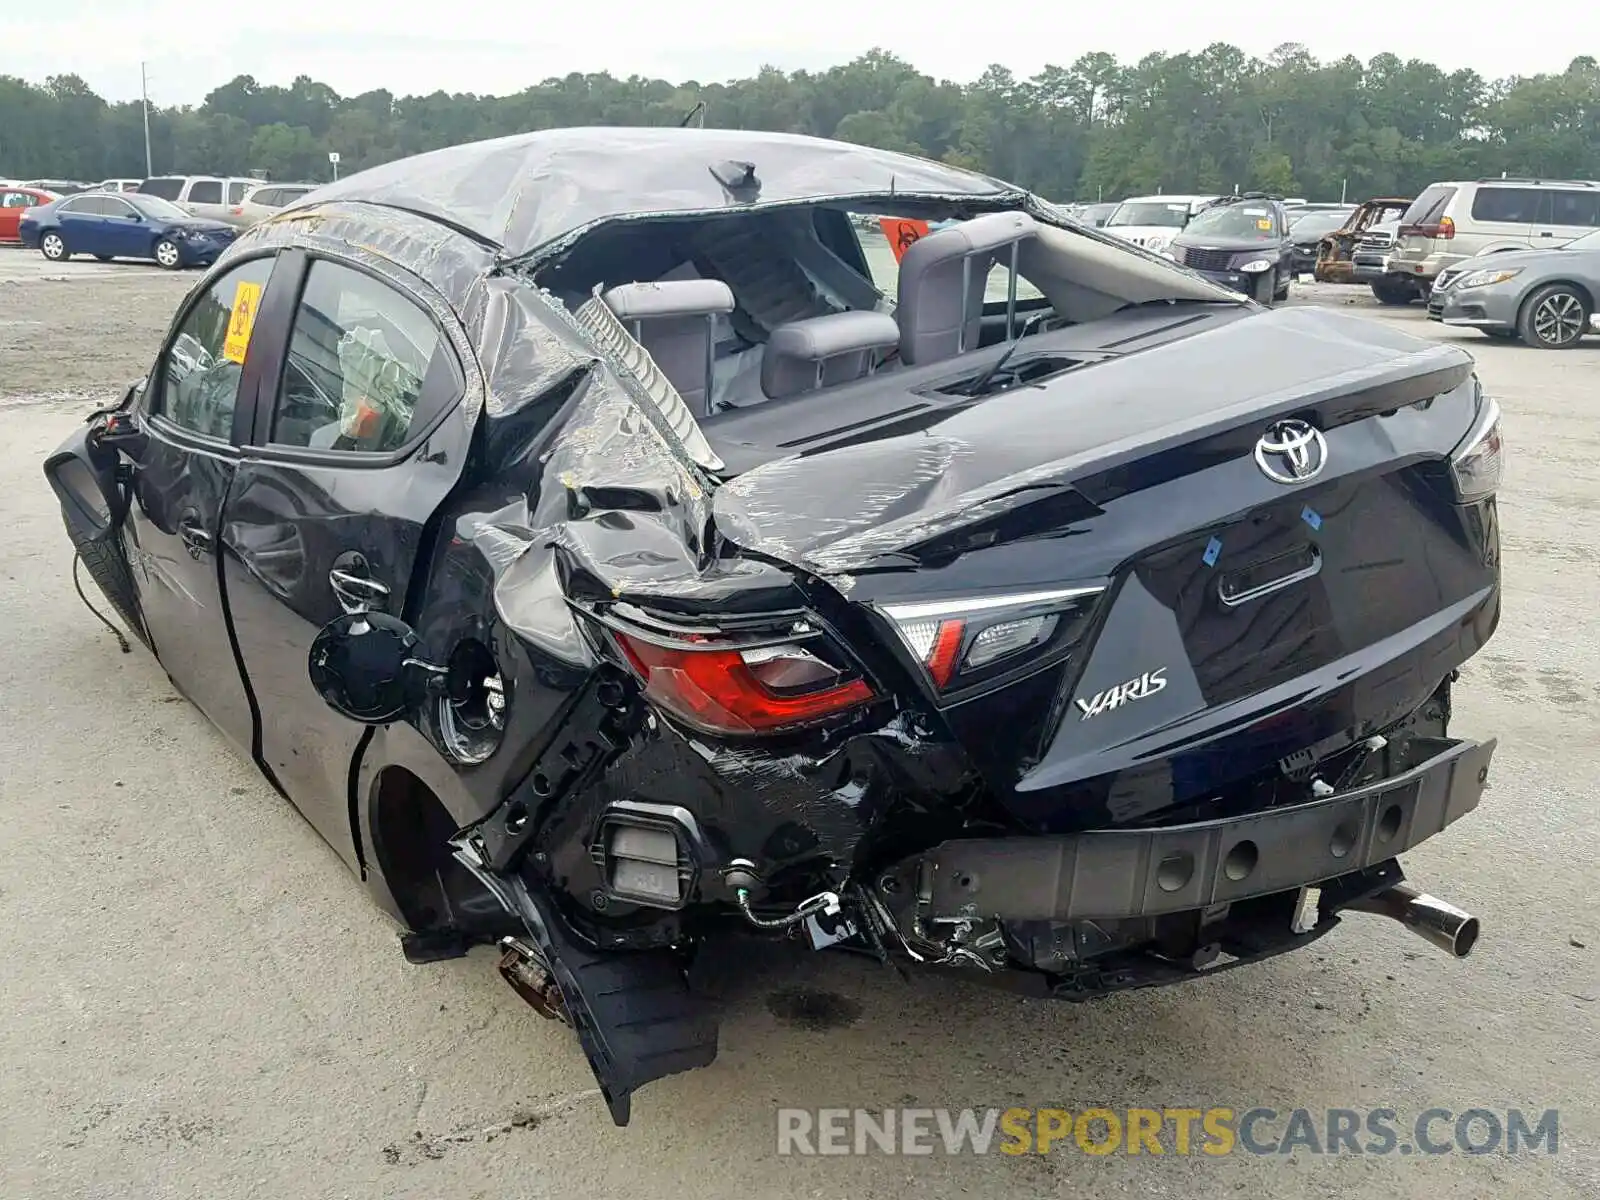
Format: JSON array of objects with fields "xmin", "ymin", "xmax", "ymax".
[
  {"xmin": 612, "ymin": 619, "xmax": 874, "ymax": 736},
  {"xmin": 880, "ymin": 586, "xmax": 1106, "ymax": 696}
]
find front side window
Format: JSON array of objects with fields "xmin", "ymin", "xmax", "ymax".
[
  {"xmin": 130, "ymin": 194, "xmax": 191, "ymax": 222},
  {"xmin": 1547, "ymin": 190, "xmax": 1600, "ymax": 228},
  {"xmin": 188, "ymin": 180, "xmax": 222, "ymax": 205},
  {"xmin": 155, "ymin": 257, "xmax": 277, "ymax": 440},
  {"xmin": 271, "ymin": 260, "xmax": 456, "ymax": 454}
]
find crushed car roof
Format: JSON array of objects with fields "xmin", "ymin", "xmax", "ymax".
[{"xmin": 291, "ymin": 126, "xmax": 1020, "ymax": 260}]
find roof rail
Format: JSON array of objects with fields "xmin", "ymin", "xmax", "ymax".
[{"xmin": 1476, "ymin": 177, "xmax": 1597, "ymax": 187}]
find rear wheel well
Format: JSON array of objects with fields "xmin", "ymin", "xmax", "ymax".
[{"xmin": 370, "ymin": 766, "xmax": 507, "ymax": 936}]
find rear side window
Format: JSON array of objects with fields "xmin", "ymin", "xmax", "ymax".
[
  {"xmin": 1403, "ymin": 185, "xmax": 1457, "ymax": 225},
  {"xmin": 227, "ymin": 181, "xmax": 250, "ymax": 204},
  {"xmin": 1546, "ymin": 190, "xmax": 1600, "ymax": 227},
  {"xmin": 63, "ymin": 195, "xmax": 114, "ymax": 216},
  {"xmin": 1470, "ymin": 187, "xmax": 1541, "ymax": 223},
  {"xmin": 188, "ymin": 180, "xmax": 222, "ymax": 205},
  {"xmin": 139, "ymin": 177, "xmax": 185, "ymax": 200},
  {"xmin": 2, "ymin": 192, "xmax": 32, "ymax": 208},
  {"xmin": 252, "ymin": 188, "xmax": 283, "ymax": 207},
  {"xmin": 270, "ymin": 259, "xmax": 459, "ymax": 454}
]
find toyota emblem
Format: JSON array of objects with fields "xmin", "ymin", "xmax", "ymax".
[{"xmin": 1254, "ymin": 419, "xmax": 1328, "ymax": 484}]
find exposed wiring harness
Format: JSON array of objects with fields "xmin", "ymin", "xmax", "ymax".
[{"xmin": 72, "ymin": 551, "xmax": 130, "ymax": 654}]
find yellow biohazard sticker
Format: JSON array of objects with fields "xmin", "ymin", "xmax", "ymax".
[{"xmin": 222, "ymin": 280, "xmax": 264, "ymax": 364}]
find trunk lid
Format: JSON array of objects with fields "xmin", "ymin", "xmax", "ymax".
[{"xmin": 713, "ymin": 306, "xmax": 1497, "ymax": 827}]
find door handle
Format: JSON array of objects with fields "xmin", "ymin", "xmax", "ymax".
[
  {"xmin": 178, "ymin": 519, "xmax": 212, "ymax": 558},
  {"xmin": 329, "ymin": 567, "xmax": 389, "ymax": 614}
]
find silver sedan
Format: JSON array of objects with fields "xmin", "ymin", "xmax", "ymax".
[{"xmin": 1427, "ymin": 230, "xmax": 1600, "ymax": 348}]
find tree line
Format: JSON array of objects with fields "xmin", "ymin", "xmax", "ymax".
[{"xmin": 2, "ymin": 47, "xmax": 1597, "ymax": 203}]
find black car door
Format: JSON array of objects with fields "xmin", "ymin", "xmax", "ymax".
[
  {"xmin": 220, "ymin": 252, "xmax": 475, "ymax": 869},
  {"xmin": 121, "ymin": 252, "xmax": 288, "ymax": 756}
]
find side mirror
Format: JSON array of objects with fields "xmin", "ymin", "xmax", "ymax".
[{"xmin": 308, "ymin": 611, "xmax": 448, "ymax": 724}]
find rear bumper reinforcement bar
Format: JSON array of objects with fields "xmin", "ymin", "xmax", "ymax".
[{"xmin": 905, "ymin": 736, "xmax": 1494, "ymax": 922}]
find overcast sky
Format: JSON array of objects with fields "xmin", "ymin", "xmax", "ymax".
[{"xmin": 3, "ymin": 1, "xmax": 1579, "ymax": 105}]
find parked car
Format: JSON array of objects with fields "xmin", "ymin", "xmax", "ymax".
[
  {"xmin": 47, "ymin": 127, "xmax": 1502, "ymax": 1128},
  {"xmin": 1285, "ymin": 208, "xmax": 1356, "ymax": 275},
  {"xmin": 1426, "ymin": 228, "xmax": 1600, "ymax": 347},
  {"xmin": 137, "ymin": 176, "xmax": 263, "ymax": 224},
  {"xmin": 1103, "ymin": 194, "xmax": 1220, "ymax": 252},
  {"xmin": 22, "ymin": 179, "xmax": 91, "ymax": 195},
  {"xmin": 0, "ymin": 185, "xmax": 58, "ymax": 243},
  {"xmin": 1071, "ymin": 201, "xmax": 1119, "ymax": 228},
  {"xmin": 19, "ymin": 191, "xmax": 239, "ymax": 268},
  {"xmin": 95, "ymin": 178, "xmax": 143, "ymax": 193},
  {"xmin": 1387, "ymin": 178, "xmax": 1600, "ymax": 290},
  {"xmin": 1169, "ymin": 192, "xmax": 1294, "ymax": 304},
  {"xmin": 227, "ymin": 181, "xmax": 318, "ymax": 228},
  {"xmin": 1313, "ymin": 198, "xmax": 1412, "ymax": 286}
]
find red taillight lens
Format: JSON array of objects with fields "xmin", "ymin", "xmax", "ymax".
[
  {"xmin": 1401, "ymin": 217, "xmax": 1455, "ymax": 240},
  {"xmin": 230, "ymin": 206, "xmax": 244, "ymax": 215},
  {"xmin": 615, "ymin": 633, "xmax": 873, "ymax": 735}
]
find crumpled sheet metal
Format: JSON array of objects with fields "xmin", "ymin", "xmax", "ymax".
[
  {"xmin": 714, "ymin": 307, "xmax": 1477, "ymax": 577},
  {"xmin": 287, "ymin": 127, "xmax": 1018, "ymax": 262},
  {"xmin": 453, "ymin": 275, "xmax": 797, "ymax": 652}
]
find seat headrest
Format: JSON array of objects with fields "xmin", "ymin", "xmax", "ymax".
[
  {"xmin": 900, "ymin": 211, "xmax": 1040, "ymax": 271},
  {"xmin": 761, "ymin": 310, "xmax": 901, "ymax": 400},
  {"xmin": 600, "ymin": 279, "xmax": 735, "ymax": 321}
]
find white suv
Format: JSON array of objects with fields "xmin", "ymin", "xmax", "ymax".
[
  {"xmin": 1103, "ymin": 194, "xmax": 1220, "ymax": 254},
  {"xmin": 137, "ymin": 176, "xmax": 263, "ymax": 224},
  {"xmin": 1387, "ymin": 178, "xmax": 1600, "ymax": 286}
]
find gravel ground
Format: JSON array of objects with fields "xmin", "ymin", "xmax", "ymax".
[{"xmin": 1, "ymin": 249, "xmax": 1597, "ymax": 1200}]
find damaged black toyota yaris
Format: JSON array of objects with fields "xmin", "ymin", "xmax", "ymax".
[{"xmin": 46, "ymin": 128, "xmax": 1504, "ymax": 1126}]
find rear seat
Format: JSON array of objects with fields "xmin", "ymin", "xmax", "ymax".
[
  {"xmin": 760, "ymin": 311, "xmax": 901, "ymax": 399},
  {"xmin": 599, "ymin": 279, "xmax": 735, "ymax": 416}
]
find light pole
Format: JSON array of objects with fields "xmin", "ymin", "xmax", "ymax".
[{"xmin": 140, "ymin": 62, "xmax": 153, "ymax": 177}]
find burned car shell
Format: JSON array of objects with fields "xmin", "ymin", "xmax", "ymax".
[{"xmin": 44, "ymin": 128, "xmax": 1502, "ymax": 1128}]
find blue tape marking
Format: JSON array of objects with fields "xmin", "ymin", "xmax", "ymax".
[
  {"xmin": 1301, "ymin": 506, "xmax": 1323, "ymax": 531},
  {"xmin": 1202, "ymin": 537, "xmax": 1222, "ymax": 567}
]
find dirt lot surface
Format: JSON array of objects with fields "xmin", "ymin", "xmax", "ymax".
[{"xmin": 1, "ymin": 250, "xmax": 1597, "ymax": 1199}]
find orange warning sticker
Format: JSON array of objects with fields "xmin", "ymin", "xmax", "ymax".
[
  {"xmin": 222, "ymin": 280, "xmax": 264, "ymax": 364},
  {"xmin": 880, "ymin": 217, "xmax": 932, "ymax": 262}
]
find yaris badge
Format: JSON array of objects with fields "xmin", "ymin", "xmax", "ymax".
[
  {"xmin": 1076, "ymin": 668, "xmax": 1168, "ymax": 720},
  {"xmin": 1254, "ymin": 419, "xmax": 1328, "ymax": 484}
]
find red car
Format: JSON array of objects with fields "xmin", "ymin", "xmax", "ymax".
[{"xmin": 0, "ymin": 187, "xmax": 58, "ymax": 243}]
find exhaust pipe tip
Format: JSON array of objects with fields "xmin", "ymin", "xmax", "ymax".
[{"xmin": 1350, "ymin": 882, "xmax": 1481, "ymax": 959}]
